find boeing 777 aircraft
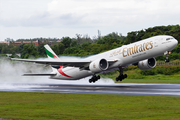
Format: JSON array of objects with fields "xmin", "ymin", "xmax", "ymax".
[{"xmin": 12, "ymin": 35, "xmax": 178, "ymax": 83}]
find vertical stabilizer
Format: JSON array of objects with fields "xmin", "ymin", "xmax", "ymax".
[
  {"xmin": 44, "ymin": 44, "xmax": 61, "ymax": 73},
  {"xmin": 44, "ymin": 44, "xmax": 58, "ymax": 59}
]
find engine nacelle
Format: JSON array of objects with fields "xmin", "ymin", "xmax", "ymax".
[
  {"xmin": 138, "ymin": 58, "xmax": 156, "ymax": 71},
  {"xmin": 89, "ymin": 59, "xmax": 109, "ymax": 73}
]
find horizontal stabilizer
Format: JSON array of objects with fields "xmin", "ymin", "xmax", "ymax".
[{"xmin": 23, "ymin": 73, "xmax": 57, "ymax": 76}]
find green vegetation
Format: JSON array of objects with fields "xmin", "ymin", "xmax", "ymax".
[
  {"xmin": 101, "ymin": 64, "xmax": 180, "ymax": 83},
  {"xmin": 0, "ymin": 25, "xmax": 180, "ymax": 119},
  {"xmin": 0, "ymin": 25, "xmax": 180, "ymax": 59},
  {"xmin": 1, "ymin": 25, "xmax": 180, "ymax": 82},
  {"xmin": 119, "ymin": 79, "xmax": 180, "ymax": 84},
  {"xmin": 0, "ymin": 92, "xmax": 180, "ymax": 120}
]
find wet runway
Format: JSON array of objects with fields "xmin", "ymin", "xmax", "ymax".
[
  {"xmin": 1, "ymin": 83, "xmax": 180, "ymax": 96},
  {"xmin": 1, "ymin": 59, "xmax": 179, "ymax": 96}
]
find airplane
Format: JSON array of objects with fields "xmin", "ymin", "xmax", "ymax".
[{"xmin": 12, "ymin": 35, "xmax": 178, "ymax": 83}]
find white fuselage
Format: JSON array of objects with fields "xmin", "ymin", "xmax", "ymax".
[{"xmin": 50, "ymin": 35, "xmax": 178, "ymax": 80}]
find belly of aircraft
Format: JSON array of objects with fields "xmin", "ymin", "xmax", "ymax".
[{"xmin": 50, "ymin": 67, "xmax": 93, "ymax": 80}]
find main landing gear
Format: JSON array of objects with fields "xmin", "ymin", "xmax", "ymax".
[
  {"xmin": 89, "ymin": 75, "xmax": 100, "ymax": 83},
  {"xmin": 116, "ymin": 67, "xmax": 127, "ymax": 82},
  {"xmin": 164, "ymin": 51, "xmax": 171, "ymax": 63}
]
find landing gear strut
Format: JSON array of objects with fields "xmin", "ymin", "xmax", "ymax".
[
  {"xmin": 116, "ymin": 67, "xmax": 127, "ymax": 82},
  {"xmin": 89, "ymin": 75, "xmax": 100, "ymax": 83},
  {"xmin": 164, "ymin": 51, "xmax": 171, "ymax": 63}
]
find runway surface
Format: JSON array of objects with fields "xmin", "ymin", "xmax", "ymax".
[
  {"xmin": 0, "ymin": 82, "xmax": 180, "ymax": 96},
  {"xmin": 1, "ymin": 59, "xmax": 180, "ymax": 96}
]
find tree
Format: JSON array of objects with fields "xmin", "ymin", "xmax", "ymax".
[
  {"xmin": 98, "ymin": 30, "xmax": 101, "ymax": 40},
  {"xmin": 63, "ymin": 47, "xmax": 80, "ymax": 55},
  {"xmin": 71, "ymin": 41, "xmax": 78, "ymax": 47},
  {"xmin": 97, "ymin": 32, "xmax": 122, "ymax": 45},
  {"xmin": 1, "ymin": 45, "xmax": 8, "ymax": 54},
  {"xmin": 21, "ymin": 44, "xmax": 38, "ymax": 58},
  {"xmin": 61, "ymin": 37, "xmax": 72, "ymax": 48},
  {"xmin": 51, "ymin": 44, "xmax": 59, "ymax": 55},
  {"xmin": 37, "ymin": 44, "xmax": 46, "ymax": 57},
  {"xmin": 126, "ymin": 31, "xmax": 137, "ymax": 44},
  {"xmin": 58, "ymin": 42, "xmax": 65, "ymax": 54}
]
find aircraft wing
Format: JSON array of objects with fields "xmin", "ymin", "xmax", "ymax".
[
  {"xmin": 11, "ymin": 58, "xmax": 90, "ymax": 67},
  {"xmin": 11, "ymin": 58, "xmax": 117, "ymax": 68}
]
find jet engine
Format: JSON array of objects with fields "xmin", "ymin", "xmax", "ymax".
[
  {"xmin": 89, "ymin": 59, "xmax": 109, "ymax": 73},
  {"xmin": 138, "ymin": 58, "xmax": 156, "ymax": 71}
]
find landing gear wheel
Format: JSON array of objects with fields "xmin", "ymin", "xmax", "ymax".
[
  {"xmin": 124, "ymin": 74, "xmax": 127, "ymax": 78},
  {"xmin": 116, "ymin": 76, "xmax": 122, "ymax": 81},
  {"xmin": 165, "ymin": 59, "xmax": 170, "ymax": 63},
  {"xmin": 116, "ymin": 68, "xmax": 128, "ymax": 82},
  {"xmin": 116, "ymin": 78, "xmax": 119, "ymax": 82},
  {"xmin": 89, "ymin": 79, "xmax": 92, "ymax": 83},
  {"xmin": 89, "ymin": 75, "xmax": 101, "ymax": 83}
]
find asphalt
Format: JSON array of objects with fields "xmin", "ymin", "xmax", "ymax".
[{"xmin": 0, "ymin": 83, "xmax": 180, "ymax": 96}]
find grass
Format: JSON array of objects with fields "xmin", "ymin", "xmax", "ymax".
[
  {"xmin": 120, "ymin": 74, "xmax": 180, "ymax": 83},
  {"xmin": 102, "ymin": 65, "xmax": 180, "ymax": 84},
  {"xmin": 0, "ymin": 92, "xmax": 180, "ymax": 120},
  {"xmin": 120, "ymin": 79, "xmax": 180, "ymax": 84},
  {"xmin": 0, "ymin": 60, "xmax": 180, "ymax": 119},
  {"xmin": 102, "ymin": 73, "xmax": 180, "ymax": 84}
]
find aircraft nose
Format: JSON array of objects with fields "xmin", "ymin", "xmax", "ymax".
[
  {"xmin": 167, "ymin": 38, "xmax": 178, "ymax": 51},
  {"xmin": 171, "ymin": 39, "xmax": 178, "ymax": 49},
  {"xmin": 174, "ymin": 39, "xmax": 178, "ymax": 46}
]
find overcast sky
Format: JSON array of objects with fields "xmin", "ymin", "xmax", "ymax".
[{"xmin": 0, "ymin": 0, "xmax": 179, "ymax": 41}]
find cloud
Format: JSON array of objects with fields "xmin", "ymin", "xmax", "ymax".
[
  {"xmin": 1, "ymin": 0, "xmax": 179, "ymax": 28},
  {"xmin": 47, "ymin": 0, "xmax": 180, "ymax": 27},
  {"xmin": 0, "ymin": 0, "xmax": 179, "ymax": 40}
]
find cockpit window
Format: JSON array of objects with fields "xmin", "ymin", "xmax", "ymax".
[{"xmin": 166, "ymin": 38, "xmax": 174, "ymax": 40}]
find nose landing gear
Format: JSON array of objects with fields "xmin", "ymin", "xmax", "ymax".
[
  {"xmin": 165, "ymin": 58, "xmax": 170, "ymax": 63},
  {"xmin": 164, "ymin": 51, "xmax": 171, "ymax": 63}
]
